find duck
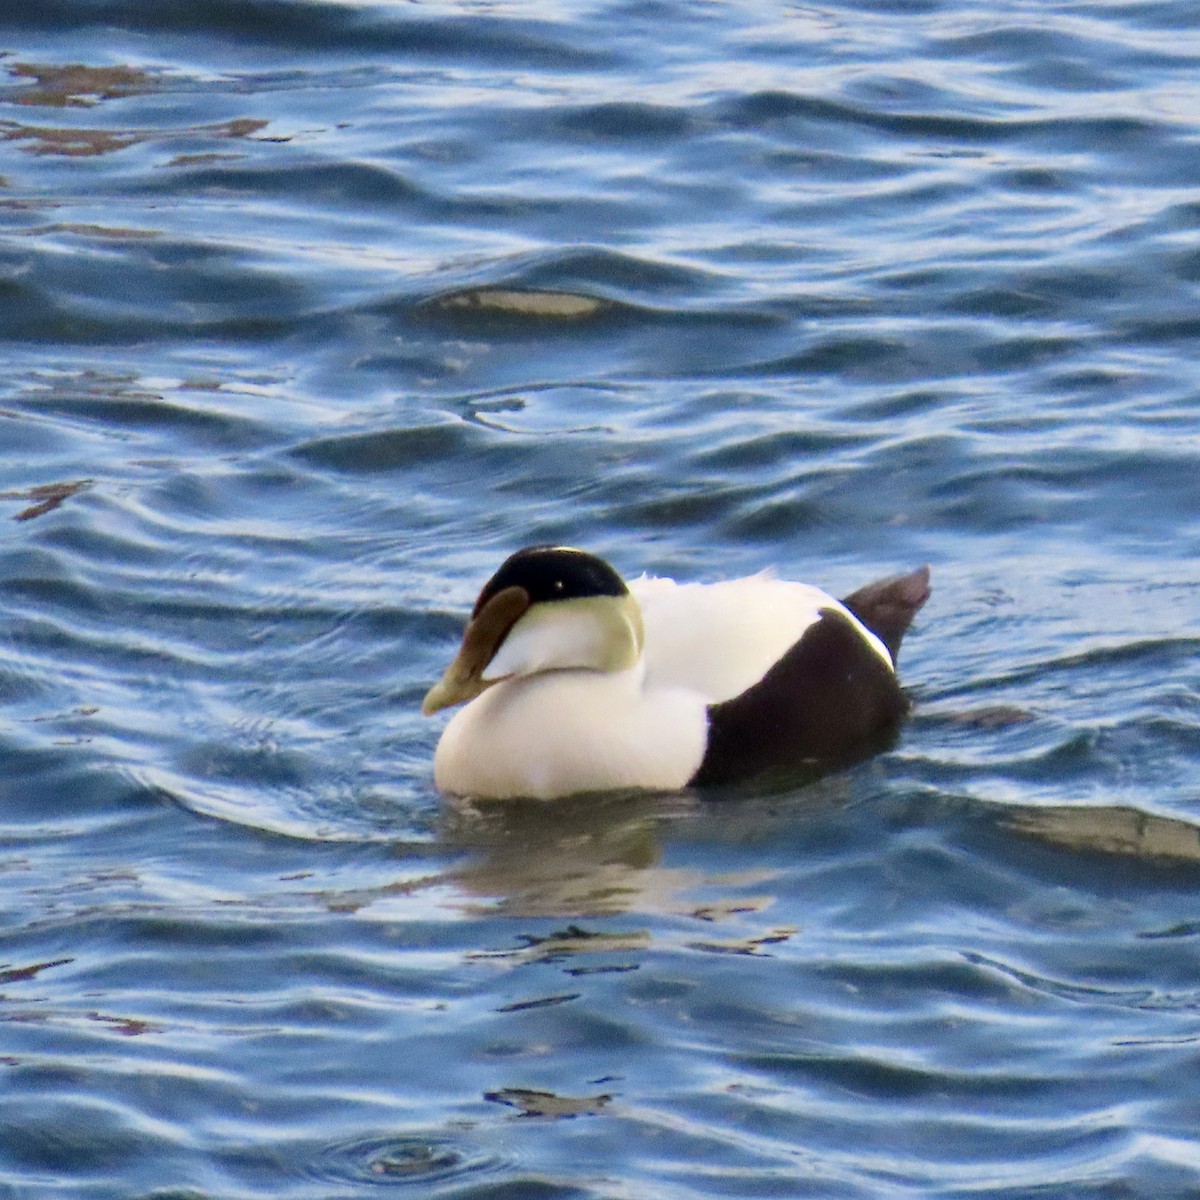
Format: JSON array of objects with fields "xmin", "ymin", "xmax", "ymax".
[{"xmin": 422, "ymin": 546, "xmax": 930, "ymax": 800}]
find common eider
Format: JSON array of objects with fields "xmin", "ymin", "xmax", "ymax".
[{"xmin": 423, "ymin": 546, "xmax": 930, "ymax": 800}]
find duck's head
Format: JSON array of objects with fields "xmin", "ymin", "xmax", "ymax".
[{"xmin": 422, "ymin": 545, "xmax": 645, "ymax": 715}]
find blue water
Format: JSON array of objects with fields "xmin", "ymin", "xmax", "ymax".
[{"xmin": 2, "ymin": 1, "xmax": 1200, "ymax": 1196}]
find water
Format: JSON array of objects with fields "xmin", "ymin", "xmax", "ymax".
[{"xmin": 2, "ymin": 1, "xmax": 1199, "ymax": 1195}]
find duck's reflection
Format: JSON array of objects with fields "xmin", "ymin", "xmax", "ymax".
[
  {"xmin": 440, "ymin": 789, "xmax": 707, "ymax": 918},
  {"xmin": 436, "ymin": 776, "xmax": 861, "ymax": 920}
]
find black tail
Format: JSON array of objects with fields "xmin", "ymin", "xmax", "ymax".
[{"xmin": 840, "ymin": 565, "xmax": 931, "ymax": 662}]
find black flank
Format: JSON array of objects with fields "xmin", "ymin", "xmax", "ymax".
[{"xmin": 691, "ymin": 609, "xmax": 911, "ymax": 789}]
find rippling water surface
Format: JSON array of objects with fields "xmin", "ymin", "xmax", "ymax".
[{"xmin": 2, "ymin": 1, "xmax": 1200, "ymax": 1196}]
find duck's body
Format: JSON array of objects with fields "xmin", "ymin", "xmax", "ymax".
[{"xmin": 424, "ymin": 547, "xmax": 929, "ymax": 800}]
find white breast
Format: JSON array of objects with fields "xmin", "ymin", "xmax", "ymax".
[{"xmin": 433, "ymin": 664, "xmax": 708, "ymax": 800}]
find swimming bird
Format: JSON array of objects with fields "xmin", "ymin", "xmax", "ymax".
[{"xmin": 423, "ymin": 546, "xmax": 930, "ymax": 800}]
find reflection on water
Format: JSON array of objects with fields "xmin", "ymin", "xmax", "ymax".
[
  {"xmin": 0, "ymin": 59, "xmax": 272, "ymax": 158},
  {"xmin": 0, "ymin": 479, "xmax": 91, "ymax": 521},
  {"xmin": 421, "ymin": 287, "xmax": 612, "ymax": 322},
  {"xmin": 4, "ymin": 63, "xmax": 160, "ymax": 108},
  {"xmin": 0, "ymin": 59, "xmax": 272, "ymax": 163},
  {"xmin": 1006, "ymin": 803, "xmax": 1200, "ymax": 863},
  {"xmin": 0, "ymin": 115, "xmax": 270, "ymax": 158},
  {"xmin": 485, "ymin": 1086, "xmax": 612, "ymax": 1118},
  {"xmin": 443, "ymin": 791, "xmax": 715, "ymax": 918}
]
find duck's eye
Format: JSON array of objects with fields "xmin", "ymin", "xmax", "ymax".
[{"xmin": 553, "ymin": 579, "xmax": 564, "ymax": 593}]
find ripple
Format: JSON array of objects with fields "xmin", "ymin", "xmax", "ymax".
[
  {"xmin": 10, "ymin": 2, "xmax": 616, "ymax": 67},
  {"xmin": 550, "ymin": 101, "xmax": 698, "ymax": 142},
  {"xmin": 716, "ymin": 86, "xmax": 1167, "ymax": 148},
  {"xmin": 964, "ymin": 951, "xmax": 1200, "ymax": 1013},
  {"xmin": 291, "ymin": 422, "xmax": 478, "ymax": 474},
  {"xmin": 309, "ymin": 1132, "xmax": 510, "ymax": 1189},
  {"xmin": 142, "ymin": 158, "xmax": 424, "ymax": 209}
]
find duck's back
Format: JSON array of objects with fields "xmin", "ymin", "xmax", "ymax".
[{"xmin": 630, "ymin": 574, "xmax": 886, "ymax": 705}]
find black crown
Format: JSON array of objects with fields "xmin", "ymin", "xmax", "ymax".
[{"xmin": 474, "ymin": 545, "xmax": 628, "ymax": 616}]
